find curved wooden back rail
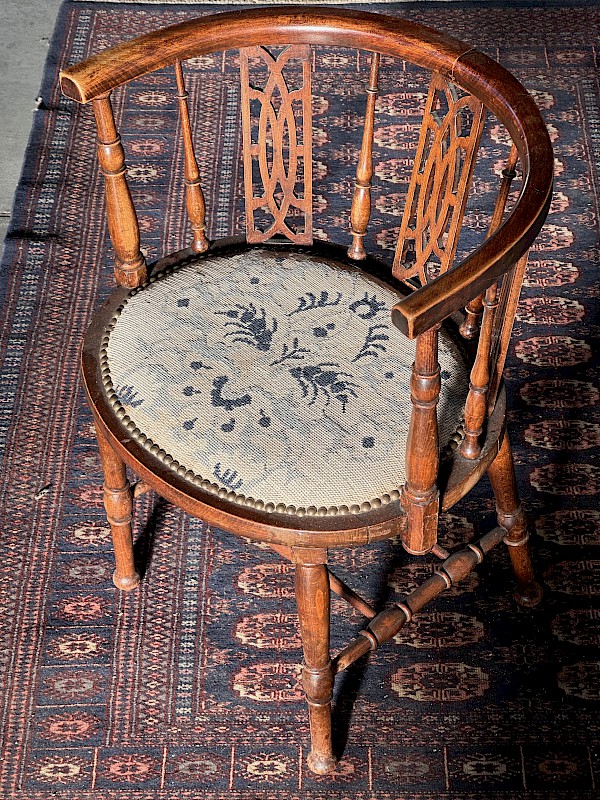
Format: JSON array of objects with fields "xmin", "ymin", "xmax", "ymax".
[{"xmin": 60, "ymin": 7, "xmax": 553, "ymax": 776}]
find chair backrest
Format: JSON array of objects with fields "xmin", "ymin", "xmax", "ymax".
[{"xmin": 60, "ymin": 8, "xmax": 553, "ymax": 552}]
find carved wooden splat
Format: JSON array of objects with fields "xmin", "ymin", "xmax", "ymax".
[
  {"xmin": 393, "ymin": 72, "xmax": 485, "ymax": 284},
  {"xmin": 240, "ymin": 45, "xmax": 313, "ymax": 244}
]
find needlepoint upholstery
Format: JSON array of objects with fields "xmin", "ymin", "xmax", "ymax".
[{"xmin": 106, "ymin": 248, "xmax": 469, "ymax": 513}]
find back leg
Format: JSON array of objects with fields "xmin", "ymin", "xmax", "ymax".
[
  {"xmin": 94, "ymin": 421, "xmax": 140, "ymax": 591},
  {"xmin": 487, "ymin": 431, "xmax": 542, "ymax": 607}
]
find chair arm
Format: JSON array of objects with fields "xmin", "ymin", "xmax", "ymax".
[
  {"xmin": 60, "ymin": 8, "xmax": 486, "ymax": 103},
  {"xmin": 391, "ymin": 180, "xmax": 553, "ymax": 339}
]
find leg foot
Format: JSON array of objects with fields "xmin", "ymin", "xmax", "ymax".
[
  {"xmin": 514, "ymin": 582, "xmax": 543, "ymax": 608},
  {"xmin": 112, "ymin": 569, "xmax": 141, "ymax": 592},
  {"xmin": 488, "ymin": 432, "xmax": 542, "ymax": 607},
  {"xmin": 95, "ymin": 422, "xmax": 140, "ymax": 592},
  {"xmin": 295, "ymin": 559, "xmax": 337, "ymax": 774},
  {"xmin": 307, "ymin": 750, "xmax": 338, "ymax": 775}
]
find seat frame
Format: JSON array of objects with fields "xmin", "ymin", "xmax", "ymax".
[{"xmin": 61, "ymin": 7, "xmax": 553, "ymax": 776}]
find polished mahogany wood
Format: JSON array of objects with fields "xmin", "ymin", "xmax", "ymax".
[
  {"xmin": 488, "ymin": 433, "xmax": 543, "ymax": 607},
  {"xmin": 60, "ymin": 8, "xmax": 553, "ymax": 339},
  {"xmin": 348, "ymin": 52, "xmax": 379, "ymax": 261},
  {"xmin": 333, "ymin": 524, "xmax": 505, "ymax": 674},
  {"xmin": 240, "ymin": 45, "xmax": 313, "ymax": 244},
  {"xmin": 92, "ymin": 94, "xmax": 147, "ymax": 288},
  {"xmin": 401, "ymin": 326, "xmax": 441, "ymax": 555},
  {"xmin": 95, "ymin": 421, "xmax": 140, "ymax": 590},
  {"xmin": 461, "ymin": 280, "xmax": 498, "ymax": 459},
  {"xmin": 460, "ymin": 144, "xmax": 518, "ymax": 339},
  {"xmin": 392, "ymin": 72, "xmax": 485, "ymax": 283},
  {"xmin": 60, "ymin": 8, "xmax": 553, "ymax": 775},
  {"xmin": 174, "ymin": 60, "xmax": 209, "ymax": 254},
  {"xmin": 295, "ymin": 554, "xmax": 337, "ymax": 774}
]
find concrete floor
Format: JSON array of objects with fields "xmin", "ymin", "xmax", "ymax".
[{"xmin": 0, "ymin": 0, "xmax": 63, "ymax": 250}]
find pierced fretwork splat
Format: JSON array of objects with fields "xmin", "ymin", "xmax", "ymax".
[
  {"xmin": 240, "ymin": 45, "xmax": 313, "ymax": 244},
  {"xmin": 393, "ymin": 72, "xmax": 485, "ymax": 284}
]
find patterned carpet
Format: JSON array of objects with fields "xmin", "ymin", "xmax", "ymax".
[{"xmin": 1, "ymin": 2, "xmax": 599, "ymax": 797}]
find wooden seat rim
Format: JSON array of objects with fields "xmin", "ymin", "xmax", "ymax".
[{"xmin": 82, "ymin": 240, "xmax": 505, "ymax": 548}]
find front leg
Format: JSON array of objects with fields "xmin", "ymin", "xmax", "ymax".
[{"xmin": 294, "ymin": 551, "xmax": 337, "ymax": 774}]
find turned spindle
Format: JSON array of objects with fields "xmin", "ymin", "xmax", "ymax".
[
  {"xmin": 401, "ymin": 326, "xmax": 441, "ymax": 554},
  {"xmin": 92, "ymin": 93, "xmax": 147, "ymax": 288},
  {"xmin": 175, "ymin": 60, "xmax": 209, "ymax": 253},
  {"xmin": 460, "ymin": 281, "xmax": 499, "ymax": 459},
  {"xmin": 487, "ymin": 250, "xmax": 530, "ymax": 410},
  {"xmin": 348, "ymin": 52, "xmax": 380, "ymax": 260},
  {"xmin": 295, "ymin": 558, "xmax": 336, "ymax": 774},
  {"xmin": 460, "ymin": 144, "xmax": 518, "ymax": 339},
  {"xmin": 94, "ymin": 422, "xmax": 140, "ymax": 591},
  {"xmin": 488, "ymin": 433, "xmax": 543, "ymax": 607}
]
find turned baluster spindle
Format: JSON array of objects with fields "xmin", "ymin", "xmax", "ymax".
[
  {"xmin": 295, "ymin": 560, "xmax": 336, "ymax": 774},
  {"xmin": 175, "ymin": 60, "xmax": 209, "ymax": 253},
  {"xmin": 92, "ymin": 93, "xmax": 147, "ymax": 288},
  {"xmin": 460, "ymin": 281, "xmax": 499, "ymax": 459},
  {"xmin": 487, "ymin": 249, "xmax": 530, "ymax": 410},
  {"xmin": 401, "ymin": 326, "xmax": 441, "ymax": 554},
  {"xmin": 460, "ymin": 144, "xmax": 519, "ymax": 339},
  {"xmin": 348, "ymin": 52, "xmax": 380, "ymax": 261}
]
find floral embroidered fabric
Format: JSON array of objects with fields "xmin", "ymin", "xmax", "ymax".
[{"xmin": 106, "ymin": 249, "xmax": 468, "ymax": 512}]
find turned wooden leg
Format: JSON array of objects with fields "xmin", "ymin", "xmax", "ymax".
[
  {"xmin": 94, "ymin": 422, "xmax": 140, "ymax": 591},
  {"xmin": 488, "ymin": 432, "xmax": 542, "ymax": 607},
  {"xmin": 294, "ymin": 558, "xmax": 337, "ymax": 774}
]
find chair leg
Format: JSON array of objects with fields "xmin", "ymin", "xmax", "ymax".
[
  {"xmin": 94, "ymin": 421, "xmax": 140, "ymax": 591},
  {"xmin": 294, "ymin": 559, "xmax": 337, "ymax": 774},
  {"xmin": 487, "ymin": 432, "xmax": 542, "ymax": 607}
]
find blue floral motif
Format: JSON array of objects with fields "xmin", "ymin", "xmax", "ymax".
[
  {"xmin": 289, "ymin": 362, "xmax": 359, "ymax": 411},
  {"xmin": 349, "ymin": 292, "xmax": 386, "ymax": 320},
  {"xmin": 211, "ymin": 376, "xmax": 252, "ymax": 411},
  {"xmin": 289, "ymin": 290, "xmax": 342, "ymax": 315},
  {"xmin": 313, "ymin": 323, "xmax": 335, "ymax": 338},
  {"xmin": 352, "ymin": 324, "xmax": 390, "ymax": 362},
  {"xmin": 115, "ymin": 384, "xmax": 144, "ymax": 408},
  {"xmin": 258, "ymin": 410, "xmax": 271, "ymax": 427},
  {"xmin": 213, "ymin": 463, "xmax": 243, "ymax": 491},
  {"xmin": 269, "ymin": 337, "xmax": 311, "ymax": 366},
  {"xmin": 216, "ymin": 303, "xmax": 277, "ymax": 351}
]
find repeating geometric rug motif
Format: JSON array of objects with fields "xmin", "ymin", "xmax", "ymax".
[{"xmin": 0, "ymin": 3, "xmax": 599, "ymax": 798}]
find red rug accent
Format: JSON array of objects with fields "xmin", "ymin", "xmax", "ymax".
[{"xmin": 0, "ymin": 3, "xmax": 599, "ymax": 797}]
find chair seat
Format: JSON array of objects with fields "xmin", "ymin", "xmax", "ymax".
[{"xmin": 104, "ymin": 247, "xmax": 469, "ymax": 515}]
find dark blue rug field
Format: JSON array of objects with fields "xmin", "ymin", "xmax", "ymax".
[{"xmin": 0, "ymin": 3, "xmax": 598, "ymax": 797}]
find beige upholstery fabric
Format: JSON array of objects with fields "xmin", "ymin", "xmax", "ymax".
[{"xmin": 105, "ymin": 248, "xmax": 468, "ymax": 514}]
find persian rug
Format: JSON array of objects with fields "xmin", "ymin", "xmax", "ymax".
[{"xmin": 1, "ymin": 2, "xmax": 599, "ymax": 798}]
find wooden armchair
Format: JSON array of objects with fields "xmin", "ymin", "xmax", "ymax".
[{"xmin": 60, "ymin": 7, "xmax": 553, "ymax": 775}]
